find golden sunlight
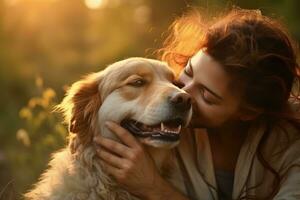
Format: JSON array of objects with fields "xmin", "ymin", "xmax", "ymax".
[
  {"xmin": 4, "ymin": 0, "xmax": 19, "ymax": 6},
  {"xmin": 84, "ymin": 0, "xmax": 105, "ymax": 9}
]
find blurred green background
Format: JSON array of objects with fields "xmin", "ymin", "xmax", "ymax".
[{"xmin": 0, "ymin": 0, "xmax": 299, "ymax": 199}]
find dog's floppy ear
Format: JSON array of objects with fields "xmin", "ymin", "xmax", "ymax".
[{"xmin": 56, "ymin": 73, "xmax": 103, "ymax": 152}]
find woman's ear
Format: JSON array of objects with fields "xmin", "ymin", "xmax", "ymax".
[{"xmin": 56, "ymin": 73, "xmax": 103, "ymax": 151}]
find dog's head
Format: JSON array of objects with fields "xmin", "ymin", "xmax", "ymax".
[{"xmin": 58, "ymin": 58, "xmax": 192, "ymax": 152}]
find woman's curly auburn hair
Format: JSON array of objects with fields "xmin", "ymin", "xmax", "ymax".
[{"xmin": 158, "ymin": 7, "xmax": 300, "ymax": 199}]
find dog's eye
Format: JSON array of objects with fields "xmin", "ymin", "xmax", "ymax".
[{"xmin": 129, "ymin": 79, "xmax": 146, "ymax": 87}]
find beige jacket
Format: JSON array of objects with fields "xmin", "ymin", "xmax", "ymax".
[{"xmin": 171, "ymin": 120, "xmax": 300, "ymax": 200}]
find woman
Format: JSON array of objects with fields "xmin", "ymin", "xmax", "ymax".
[{"xmin": 94, "ymin": 8, "xmax": 300, "ymax": 200}]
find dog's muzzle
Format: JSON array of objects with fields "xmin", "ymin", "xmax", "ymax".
[{"xmin": 121, "ymin": 118, "xmax": 183, "ymax": 142}]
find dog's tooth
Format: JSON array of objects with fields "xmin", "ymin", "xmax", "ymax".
[
  {"xmin": 176, "ymin": 125, "xmax": 182, "ymax": 134},
  {"xmin": 161, "ymin": 122, "xmax": 164, "ymax": 131}
]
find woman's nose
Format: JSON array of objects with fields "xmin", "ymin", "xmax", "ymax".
[
  {"xmin": 173, "ymin": 78, "xmax": 193, "ymax": 94},
  {"xmin": 181, "ymin": 84, "xmax": 193, "ymax": 94},
  {"xmin": 174, "ymin": 72, "xmax": 189, "ymax": 88}
]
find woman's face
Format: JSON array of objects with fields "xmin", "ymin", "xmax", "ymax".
[{"xmin": 178, "ymin": 50, "xmax": 243, "ymax": 128}]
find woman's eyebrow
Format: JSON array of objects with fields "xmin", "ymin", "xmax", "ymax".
[{"xmin": 189, "ymin": 58, "xmax": 223, "ymax": 100}]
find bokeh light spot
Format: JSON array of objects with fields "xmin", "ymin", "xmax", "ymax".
[{"xmin": 84, "ymin": 0, "xmax": 105, "ymax": 10}]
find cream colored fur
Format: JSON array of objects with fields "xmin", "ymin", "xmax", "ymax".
[{"xmin": 24, "ymin": 58, "xmax": 191, "ymax": 200}]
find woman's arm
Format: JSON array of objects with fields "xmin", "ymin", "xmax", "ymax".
[{"xmin": 93, "ymin": 121, "xmax": 189, "ymax": 200}]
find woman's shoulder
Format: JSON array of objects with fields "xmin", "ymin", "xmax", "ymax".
[{"xmin": 264, "ymin": 119, "xmax": 300, "ymax": 165}]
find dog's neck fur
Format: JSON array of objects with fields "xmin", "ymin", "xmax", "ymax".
[
  {"xmin": 71, "ymin": 136, "xmax": 174, "ymax": 200},
  {"xmin": 25, "ymin": 131, "xmax": 175, "ymax": 200}
]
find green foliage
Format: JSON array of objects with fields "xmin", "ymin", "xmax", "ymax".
[{"xmin": 5, "ymin": 77, "xmax": 68, "ymax": 198}]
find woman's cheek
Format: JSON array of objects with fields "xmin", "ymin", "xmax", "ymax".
[
  {"xmin": 195, "ymin": 98, "xmax": 214, "ymax": 116},
  {"xmin": 197, "ymin": 101, "xmax": 226, "ymax": 125}
]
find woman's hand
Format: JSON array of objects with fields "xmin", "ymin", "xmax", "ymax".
[{"xmin": 93, "ymin": 121, "xmax": 163, "ymax": 198}]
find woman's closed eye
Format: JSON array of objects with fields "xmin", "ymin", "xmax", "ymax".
[{"xmin": 199, "ymin": 88, "xmax": 218, "ymax": 105}]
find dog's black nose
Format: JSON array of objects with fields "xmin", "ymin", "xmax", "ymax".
[{"xmin": 170, "ymin": 92, "xmax": 192, "ymax": 111}]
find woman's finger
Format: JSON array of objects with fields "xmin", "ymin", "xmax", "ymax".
[
  {"xmin": 94, "ymin": 136, "xmax": 132, "ymax": 159},
  {"xmin": 105, "ymin": 121, "xmax": 140, "ymax": 148},
  {"xmin": 96, "ymin": 148, "xmax": 125, "ymax": 169},
  {"xmin": 101, "ymin": 162, "xmax": 123, "ymax": 178}
]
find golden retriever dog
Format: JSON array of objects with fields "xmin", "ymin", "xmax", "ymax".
[{"xmin": 24, "ymin": 57, "xmax": 192, "ymax": 200}]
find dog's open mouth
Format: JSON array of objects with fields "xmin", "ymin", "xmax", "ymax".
[{"xmin": 121, "ymin": 118, "xmax": 183, "ymax": 142}]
